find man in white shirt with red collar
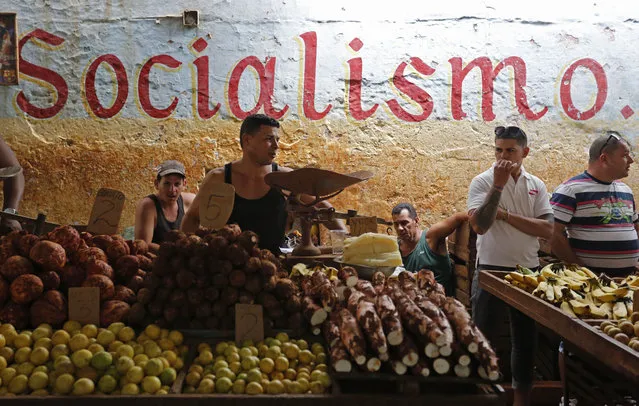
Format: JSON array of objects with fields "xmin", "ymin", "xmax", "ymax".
[{"xmin": 468, "ymin": 126, "xmax": 554, "ymax": 406}]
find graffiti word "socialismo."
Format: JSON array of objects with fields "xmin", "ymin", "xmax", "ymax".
[{"xmin": 15, "ymin": 29, "xmax": 608, "ymax": 122}]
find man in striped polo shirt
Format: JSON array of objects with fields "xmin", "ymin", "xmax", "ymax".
[{"xmin": 551, "ymin": 132, "xmax": 639, "ymax": 276}]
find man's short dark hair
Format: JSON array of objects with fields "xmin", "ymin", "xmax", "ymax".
[
  {"xmin": 392, "ymin": 203, "xmax": 417, "ymax": 219},
  {"xmin": 589, "ymin": 131, "xmax": 628, "ymax": 163},
  {"xmin": 239, "ymin": 114, "xmax": 280, "ymax": 148},
  {"xmin": 494, "ymin": 126, "xmax": 527, "ymax": 148}
]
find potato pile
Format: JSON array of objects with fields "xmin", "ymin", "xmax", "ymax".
[
  {"xmin": 598, "ymin": 312, "xmax": 639, "ymax": 351},
  {"xmin": 183, "ymin": 333, "xmax": 331, "ymax": 395},
  {"xmin": 130, "ymin": 225, "xmax": 303, "ymax": 332},
  {"xmin": 0, "ymin": 227, "xmax": 155, "ymax": 328},
  {"xmin": 0, "ymin": 321, "xmax": 187, "ymax": 396}
]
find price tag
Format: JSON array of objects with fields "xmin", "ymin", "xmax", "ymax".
[
  {"xmin": 199, "ymin": 182, "xmax": 235, "ymax": 229},
  {"xmin": 68, "ymin": 287, "xmax": 100, "ymax": 325},
  {"xmin": 87, "ymin": 188, "xmax": 125, "ymax": 235},
  {"xmin": 349, "ymin": 216, "xmax": 378, "ymax": 236},
  {"xmin": 235, "ymin": 304, "xmax": 264, "ymax": 344}
]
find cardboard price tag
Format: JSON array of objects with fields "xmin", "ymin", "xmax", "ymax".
[
  {"xmin": 349, "ymin": 216, "xmax": 378, "ymax": 236},
  {"xmin": 87, "ymin": 188, "xmax": 125, "ymax": 235},
  {"xmin": 199, "ymin": 182, "xmax": 235, "ymax": 229},
  {"xmin": 68, "ymin": 287, "xmax": 100, "ymax": 326},
  {"xmin": 235, "ymin": 304, "xmax": 264, "ymax": 344}
]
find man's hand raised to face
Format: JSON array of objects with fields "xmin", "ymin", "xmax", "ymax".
[{"xmin": 493, "ymin": 159, "xmax": 515, "ymax": 189}]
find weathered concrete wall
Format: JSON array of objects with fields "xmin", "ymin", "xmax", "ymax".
[{"xmin": 0, "ymin": 1, "xmax": 638, "ymax": 229}]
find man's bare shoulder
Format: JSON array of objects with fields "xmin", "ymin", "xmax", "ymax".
[
  {"xmin": 136, "ymin": 196, "xmax": 157, "ymax": 215},
  {"xmin": 276, "ymin": 165, "xmax": 294, "ymax": 173},
  {"xmin": 182, "ymin": 192, "xmax": 197, "ymax": 204}
]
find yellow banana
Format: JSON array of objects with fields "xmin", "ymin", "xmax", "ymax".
[
  {"xmin": 509, "ymin": 272, "xmax": 525, "ymax": 283},
  {"xmin": 613, "ymin": 301, "xmax": 628, "ymax": 320},
  {"xmin": 589, "ymin": 304, "xmax": 610, "ymax": 319},
  {"xmin": 553, "ymin": 285, "xmax": 564, "ymax": 302},
  {"xmin": 569, "ymin": 300, "xmax": 590, "ymax": 316},
  {"xmin": 579, "ymin": 267, "xmax": 598, "ymax": 279},
  {"xmin": 523, "ymin": 274, "xmax": 539, "ymax": 288},
  {"xmin": 560, "ymin": 301, "xmax": 577, "ymax": 317}
]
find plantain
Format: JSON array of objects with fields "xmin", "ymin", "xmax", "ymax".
[
  {"xmin": 553, "ymin": 284, "xmax": 564, "ymax": 302},
  {"xmin": 523, "ymin": 274, "xmax": 540, "ymax": 288},
  {"xmin": 569, "ymin": 300, "xmax": 590, "ymax": 316},
  {"xmin": 508, "ymin": 271, "xmax": 525, "ymax": 284},
  {"xmin": 560, "ymin": 301, "xmax": 577, "ymax": 317},
  {"xmin": 533, "ymin": 281, "xmax": 547, "ymax": 298},
  {"xmin": 613, "ymin": 300, "xmax": 628, "ymax": 320},
  {"xmin": 598, "ymin": 302, "xmax": 614, "ymax": 319},
  {"xmin": 589, "ymin": 303, "xmax": 611, "ymax": 319},
  {"xmin": 545, "ymin": 280, "xmax": 556, "ymax": 302}
]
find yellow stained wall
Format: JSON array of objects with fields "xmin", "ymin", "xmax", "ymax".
[{"xmin": 2, "ymin": 117, "xmax": 628, "ymax": 232}]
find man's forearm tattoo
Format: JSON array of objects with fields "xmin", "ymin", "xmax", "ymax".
[{"xmin": 474, "ymin": 187, "xmax": 502, "ymax": 232}]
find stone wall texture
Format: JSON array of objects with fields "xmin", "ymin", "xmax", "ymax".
[{"xmin": 0, "ymin": 1, "xmax": 638, "ymax": 230}]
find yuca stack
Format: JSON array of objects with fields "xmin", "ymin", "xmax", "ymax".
[{"xmin": 343, "ymin": 233, "xmax": 403, "ymax": 267}]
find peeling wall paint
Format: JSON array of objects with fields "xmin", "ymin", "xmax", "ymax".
[{"xmin": 0, "ymin": 0, "xmax": 638, "ymax": 230}]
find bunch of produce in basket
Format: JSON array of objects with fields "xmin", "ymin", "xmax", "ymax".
[{"xmin": 504, "ymin": 263, "xmax": 635, "ymax": 320}]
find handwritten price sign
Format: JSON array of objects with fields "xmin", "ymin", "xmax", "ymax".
[
  {"xmin": 199, "ymin": 182, "xmax": 235, "ymax": 230},
  {"xmin": 235, "ymin": 304, "xmax": 264, "ymax": 344},
  {"xmin": 68, "ymin": 287, "xmax": 100, "ymax": 325},
  {"xmin": 87, "ymin": 188, "xmax": 125, "ymax": 235}
]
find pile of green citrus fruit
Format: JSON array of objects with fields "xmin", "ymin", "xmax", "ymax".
[{"xmin": 183, "ymin": 332, "xmax": 331, "ymax": 395}]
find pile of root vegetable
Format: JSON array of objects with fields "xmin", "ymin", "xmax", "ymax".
[
  {"xmin": 131, "ymin": 225, "xmax": 303, "ymax": 332},
  {"xmin": 294, "ymin": 265, "xmax": 500, "ymax": 380}
]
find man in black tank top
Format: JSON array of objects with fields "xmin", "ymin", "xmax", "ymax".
[
  {"xmin": 134, "ymin": 160, "xmax": 196, "ymax": 252},
  {"xmin": 181, "ymin": 114, "xmax": 346, "ymax": 253}
]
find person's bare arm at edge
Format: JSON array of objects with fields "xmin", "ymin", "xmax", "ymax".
[
  {"xmin": 550, "ymin": 221, "xmax": 583, "ymax": 265},
  {"xmin": 181, "ymin": 168, "xmax": 225, "ymax": 233}
]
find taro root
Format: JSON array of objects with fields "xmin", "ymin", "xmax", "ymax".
[
  {"xmin": 0, "ymin": 276, "xmax": 8, "ymax": 305},
  {"xmin": 195, "ymin": 277, "xmax": 210, "ymax": 289},
  {"xmin": 30, "ymin": 290, "xmax": 67, "ymax": 326},
  {"xmin": 40, "ymin": 271, "xmax": 61, "ymax": 291},
  {"xmin": 10, "ymin": 274, "xmax": 44, "ymax": 304},
  {"xmin": 261, "ymin": 259, "xmax": 278, "ymax": 278},
  {"xmin": 244, "ymin": 274, "xmax": 262, "ymax": 295},
  {"xmin": 127, "ymin": 275, "xmax": 144, "ymax": 293},
  {"xmin": 86, "ymin": 260, "xmax": 115, "ymax": 280},
  {"xmin": 111, "ymin": 234, "xmax": 126, "ymax": 243},
  {"xmin": 48, "ymin": 225, "xmax": 81, "ymax": 255},
  {"xmin": 127, "ymin": 239, "xmax": 148, "ymax": 256},
  {"xmin": 137, "ymin": 288, "xmax": 153, "ymax": 305},
  {"xmin": 238, "ymin": 290, "xmax": 254, "ymax": 304},
  {"xmin": 100, "ymin": 300, "xmax": 130, "ymax": 327},
  {"xmin": 176, "ymin": 270, "xmax": 195, "ymax": 290},
  {"xmin": 169, "ymin": 290, "xmax": 187, "ymax": 307},
  {"xmin": 136, "ymin": 269, "xmax": 146, "ymax": 278},
  {"xmin": 257, "ymin": 292, "xmax": 279, "ymax": 310},
  {"xmin": 263, "ymin": 276, "xmax": 278, "ymax": 292},
  {"xmin": 30, "ymin": 241, "xmax": 67, "ymax": 271},
  {"xmin": 162, "ymin": 275, "xmax": 176, "ymax": 290},
  {"xmin": 237, "ymin": 231, "xmax": 259, "ymax": 253},
  {"xmin": 220, "ymin": 287, "xmax": 239, "ymax": 305},
  {"xmin": 0, "ymin": 301, "xmax": 29, "ymax": 329},
  {"xmin": 115, "ymin": 255, "xmax": 139, "ymax": 281},
  {"xmin": 163, "ymin": 306, "xmax": 180, "ymax": 324},
  {"xmin": 137, "ymin": 255, "xmax": 153, "ymax": 272},
  {"xmin": 229, "ymin": 269, "xmax": 247, "ymax": 288},
  {"xmin": 163, "ymin": 230, "xmax": 186, "ymax": 243},
  {"xmin": 217, "ymin": 224, "xmax": 242, "ymax": 242},
  {"xmin": 206, "ymin": 235, "xmax": 228, "ymax": 257},
  {"xmin": 212, "ymin": 301, "xmax": 227, "ymax": 318},
  {"xmin": 188, "ymin": 256, "xmax": 207, "ymax": 275},
  {"xmin": 17, "ymin": 234, "xmax": 40, "ymax": 257},
  {"xmin": 284, "ymin": 294, "xmax": 302, "ymax": 314},
  {"xmin": 187, "ymin": 288, "xmax": 203, "ymax": 306},
  {"xmin": 218, "ymin": 260, "xmax": 233, "ymax": 276},
  {"xmin": 212, "ymin": 273, "xmax": 228, "ymax": 288},
  {"xmin": 288, "ymin": 312, "xmax": 303, "ymax": 333},
  {"xmin": 204, "ymin": 286, "xmax": 220, "ymax": 302},
  {"xmin": 80, "ymin": 231, "xmax": 93, "ymax": 243},
  {"xmin": 0, "ymin": 241, "xmax": 17, "ymax": 264},
  {"xmin": 245, "ymin": 257, "xmax": 262, "ymax": 273},
  {"xmin": 226, "ymin": 244, "xmax": 249, "ymax": 267},
  {"xmin": 113, "ymin": 285, "xmax": 136, "ymax": 304},
  {"xmin": 91, "ymin": 235, "xmax": 113, "ymax": 252},
  {"xmin": 128, "ymin": 302, "xmax": 146, "ymax": 326},
  {"xmin": 274, "ymin": 279, "xmax": 296, "ymax": 299},
  {"xmin": 143, "ymin": 273, "xmax": 161, "ymax": 291},
  {"xmin": 148, "ymin": 300, "xmax": 164, "ymax": 317},
  {"xmin": 155, "ymin": 287, "xmax": 171, "ymax": 302},
  {"xmin": 1, "ymin": 255, "xmax": 34, "ymax": 281},
  {"xmin": 75, "ymin": 247, "xmax": 108, "ymax": 267},
  {"xmin": 106, "ymin": 240, "xmax": 129, "ymax": 263},
  {"xmin": 195, "ymin": 302, "xmax": 212, "ymax": 319},
  {"xmin": 60, "ymin": 264, "xmax": 86, "ymax": 288},
  {"xmin": 82, "ymin": 274, "xmax": 115, "ymax": 301}
]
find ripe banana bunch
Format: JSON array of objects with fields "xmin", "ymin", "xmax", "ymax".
[{"xmin": 505, "ymin": 263, "xmax": 636, "ymax": 320}]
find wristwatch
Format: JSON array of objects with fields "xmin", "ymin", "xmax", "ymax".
[{"xmin": 3, "ymin": 208, "xmax": 17, "ymax": 215}]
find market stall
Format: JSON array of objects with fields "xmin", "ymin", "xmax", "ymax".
[{"xmin": 479, "ymin": 270, "xmax": 639, "ymax": 405}]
